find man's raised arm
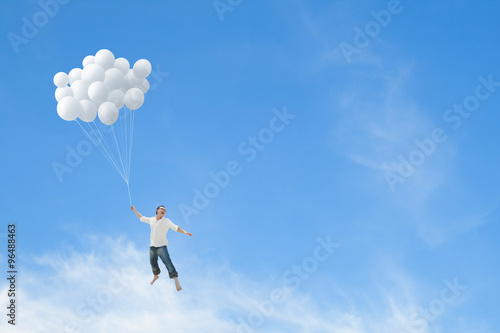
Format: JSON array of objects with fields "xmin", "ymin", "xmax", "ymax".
[
  {"xmin": 176, "ymin": 226, "xmax": 193, "ymax": 237},
  {"xmin": 131, "ymin": 206, "xmax": 143, "ymax": 219}
]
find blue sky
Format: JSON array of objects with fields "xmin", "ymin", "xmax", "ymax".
[{"xmin": 1, "ymin": 0, "xmax": 499, "ymax": 332}]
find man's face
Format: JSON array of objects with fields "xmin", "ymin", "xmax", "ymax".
[{"xmin": 157, "ymin": 207, "xmax": 166, "ymax": 217}]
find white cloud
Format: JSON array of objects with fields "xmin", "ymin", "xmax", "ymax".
[
  {"xmin": 0, "ymin": 234, "xmax": 482, "ymax": 333},
  {"xmin": 328, "ymin": 61, "xmax": 458, "ymax": 214},
  {"xmin": 326, "ymin": 54, "xmax": 495, "ymax": 247},
  {"xmin": 330, "ymin": 63, "xmax": 434, "ymax": 170}
]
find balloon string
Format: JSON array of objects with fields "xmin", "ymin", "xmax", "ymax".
[{"xmin": 127, "ymin": 182, "xmax": 132, "ymax": 206}]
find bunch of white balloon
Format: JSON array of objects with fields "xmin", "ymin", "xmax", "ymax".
[{"xmin": 53, "ymin": 49, "xmax": 151, "ymax": 125}]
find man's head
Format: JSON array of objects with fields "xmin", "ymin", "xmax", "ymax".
[{"xmin": 156, "ymin": 205, "xmax": 166, "ymax": 218}]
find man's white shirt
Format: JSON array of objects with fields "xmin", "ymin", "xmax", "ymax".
[{"xmin": 140, "ymin": 216, "xmax": 179, "ymax": 247}]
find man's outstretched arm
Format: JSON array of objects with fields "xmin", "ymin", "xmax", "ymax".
[
  {"xmin": 131, "ymin": 206, "xmax": 143, "ymax": 219},
  {"xmin": 176, "ymin": 226, "xmax": 193, "ymax": 237}
]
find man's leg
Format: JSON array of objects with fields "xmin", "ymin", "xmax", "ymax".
[
  {"xmin": 149, "ymin": 247, "xmax": 161, "ymax": 285},
  {"xmin": 158, "ymin": 246, "xmax": 182, "ymax": 291}
]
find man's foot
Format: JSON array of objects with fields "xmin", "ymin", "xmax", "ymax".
[
  {"xmin": 174, "ymin": 277, "xmax": 182, "ymax": 291},
  {"xmin": 150, "ymin": 275, "xmax": 159, "ymax": 285}
]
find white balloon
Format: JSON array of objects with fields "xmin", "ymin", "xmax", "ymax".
[
  {"xmin": 79, "ymin": 100, "xmax": 97, "ymax": 122},
  {"xmin": 81, "ymin": 63, "xmax": 105, "ymax": 83},
  {"xmin": 88, "ymin": 81, "xmax": 109, "ymax": 104},
  {"xmin": 114, "ymin": 57, "xmax": 130, "ymax": 75},
  {"xmin": 95, "ymin": 49, "xmax": 115, "ymax": 71},
  {"xmin": 57, "ymin": 96, "xmax": 82, "ymax": 121},
  {"xmin": 68, "ymin": 68, "xmax": 82, "ymax": 84},
  {"xmin": 55, "ymin": 86, "xmax": 73, "ymax": 102},
  {"xmin": 71, "ymin": 80, "xmax": 90, "ymax": 101},
  {"xmin": 108, "ymin": 89, "xmax": 125, "ymax": 109},
  {"xmin": 104, "ymin": 68, "xmax": 125, "ymax": 91},
  {"xmin": 53, "ymin": 72, "xmax": 69, "ymax": 88},
  {"xmin": 98, "ymin": 102, "xmax": 119, "ymax": 125},
  {"xmin": 124, "ymin": 88, "xmax": 144, "ymax": 110},
  {"xmin": 82, "ymin": 55, "xmax": 95, "ymax": 67},
  {"xmin": 121, "ymin": 71, "xmax": 133, "ymax": 92},
  {"xmin": 125, "ymin": 69, "xmax": 141, "ymax": 87},
  {"xmin": 138, "ymin": 79, "xmax": 150, "ymax": 94},
  {"xmin": 133, "ymin": 59, "xmax": 152, "ymax": 79}
]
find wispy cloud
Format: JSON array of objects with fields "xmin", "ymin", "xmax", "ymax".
[
  {"xmin": 331, "ymin": 64, "xmax": 426, "ymax": 164},
  {"xmin": 326, "ymin": 49, "xmax": 497, "ymax": 247},
  {"xmin": 293, "ymin": 1, "xmax": 453, "ymax": 202},
  {"xmin": 329, "ymin": 62, "xmax": 451, "ymax": 205},
  {"xmin": 0, "ymin": 234, "xmax": 484, "ymax": 333}
]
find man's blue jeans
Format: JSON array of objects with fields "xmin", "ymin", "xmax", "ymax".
[{"xmin": 150, "ymin": 246, "xmax": 178, "ymax": 278}]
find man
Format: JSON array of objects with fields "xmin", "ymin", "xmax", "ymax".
[{"xmin": 131, "ymin": 205, "xmax": 192, "ymax": 290}]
